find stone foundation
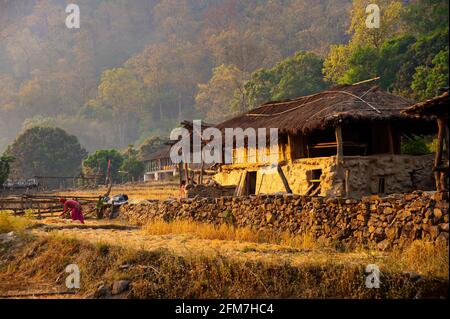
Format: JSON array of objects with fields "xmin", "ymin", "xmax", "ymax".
[
  {"xmin": 186, "ymin": 184, "xmax": 236, "ymax": 198},
  {"xmin": 120, "ymin": 191, "xmax": 449, "ymax": 250},
  {"xmin": 213, "ymin": 154, "xmax": 435, "ymax": 198}
]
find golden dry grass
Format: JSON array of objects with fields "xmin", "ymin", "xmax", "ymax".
[
  {"xmin": 385, "ymin": 240, "xmax": 449, "ymax": 279},
  {"xmin": 1, "ymin": 233, "xmax": 448, "ymax": 299},
  {"xmin": 142, "ymin": 219, "xmax": 317, "ymax": 250},
  {"xmin": 0, "ymin": 211, "xmax": 29, "ymax": 234},
  {"xmin": 52, "ymin": 182, "xmax": 179, "ymax": 201}
]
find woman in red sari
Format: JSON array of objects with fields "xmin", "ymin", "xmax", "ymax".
[{"xmin": 59, "ymin": 198, "xmax": 85, "ymax": 224}]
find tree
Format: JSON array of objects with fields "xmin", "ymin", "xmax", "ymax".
[
  {"xmin": 401, "ymin": 0, "xmax": 449, "ymax": 36},
  {"xmin": 5, "ymin": 126, "xmax": 87, "ymax": 180},
  {"xmin": 324, "ymin": 0, "xmax": 404, "ymax": 83},
  {"xmin": 411, "ymin": 48, "xmax": 449, "ymax": 100},
  {"xmin": 324, "ymin": 0, "xmax": 449, "ymax": 95},
  {"xmin": 195, "ymin": 64, "xmax": 249, "ymax": 122},
  {"xmin": 241, "ymin": 51, "xmax": 328, "ymax": 110},
  {"xmin": 0, "ymin": 154, "xmax": 14, "ymax": 186},
  {"xmin": 348, "ymin": 0, "xmax": 403, "ymax": 49},
  {"xmin": 239, "ymin": 69, "xmax": 277, "ymax": 111},
  {"xmin": 270, "ymin": 51, "xmax": 328, "ymax": 101},
  {"xmin": 83, "ymin": 149, "xmax": 124, "ymax": 183},
  {"xmin": 118, "ymin": 144, "xmax": 145, "ymax": 182},
  {"xmin": 87, "ymin": 67, "xmax": 148, "ymax": 148},
  {"xmin": 401, "ymin": 135, "xmax": 431, "ymax": 155},
  {"xmin": 377, "ymin": 35, "xmax": 417, "ymax": 90},
  {"xmin": 120, "ymin": 156, "xmax": 145, "ymax": 182},
  {"xmin": 323, "ymin": 45, "xmax": 352, "ymax": 83},
  {"xmin": 206, "ymin": 29, "xmax": 281, "ymax": 73},
  {"xmin": 339, "ymin": 46, "xmax": 379, "ymax": 85}
]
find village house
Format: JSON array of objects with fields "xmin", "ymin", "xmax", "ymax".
[
  {"xmin": 212, "ymin": 83, "xmax": 437, "ymax": 198},
  {"xmin": 142, "ymin": 146, "xmax": 178, "ymax": 182}
]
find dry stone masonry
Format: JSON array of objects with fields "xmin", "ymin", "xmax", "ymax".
[
  {"xmin": 185, "ymin": 184, "xmax": 236, "ymax": 198},
  {"xmin": 120, "ymin": 191, "xmax": 449, "ymax": 250}
]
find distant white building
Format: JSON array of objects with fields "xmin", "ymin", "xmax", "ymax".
[{"xmin": 142, "ymin": 146, "xmax": 178, "ymax": 182}]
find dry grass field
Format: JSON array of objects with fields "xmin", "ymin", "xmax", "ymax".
[
  {"xmin": 51, "ymin": 182, "xmax": 179, "ymax": 201},
  {"xmin": 0, "ymin": 214, "xmax": 448, "ymax": 299},
  {"xmin": 1, "ymin": 176, "xmax": 449, "ymax": 299}
]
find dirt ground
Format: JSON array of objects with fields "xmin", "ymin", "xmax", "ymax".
[
  {"xmin": 1, "ymin": 213, "xmax": 448, "ymax": 299},
  {"xmin": 33, "ymin": 218, "xmax": 383, "ymax": 268},
  {"xmin": 0, "ymin": 216, "xmax": 386, "ymax": 299}
]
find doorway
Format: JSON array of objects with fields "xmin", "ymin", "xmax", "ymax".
[{"xmin": 246, "ymin": 171, "xmax": 257, "ymax": 195}]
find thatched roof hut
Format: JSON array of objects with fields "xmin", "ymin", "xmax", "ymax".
[
  {"xmin": 141, "ymin": 146, "xmax": 171, "ymax": 162},
  {"xmin": 403, "ymin": 91, "xmax": 449, "ymax": 118},
  {"xmin": 217, "ymin": 83, "xmax": 433, "ymax": 135},
  {"xmin": 403, "ymin": 90, "xmax": 449, "ymax": 193}
]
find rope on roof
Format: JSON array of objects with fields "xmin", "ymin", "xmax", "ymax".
[
  {"xmin": 245, "ymin": 97, "xmax": 329, "ymax": 117},
  {"xmin": 245, "ymin": 90, "xmax": 382, "ymax": 118},
  {"xmin": 325, "ymin": 90, "xmax": 382, "ymax": 114}
]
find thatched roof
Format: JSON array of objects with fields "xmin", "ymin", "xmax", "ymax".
[
  {"xmin": 217, "ymin": 83, "xmax": 432, "ymax": 135},
  {"xmin": 403, "ymin": 90, "xmax": 449, "ymax": 118},
  {"xmin": 141, "ymin": 146, "xmax": 171, "ymax": 162}
]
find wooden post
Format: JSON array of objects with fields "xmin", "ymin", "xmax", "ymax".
[
  {"xmin": 184, "ymin": 163, "xmax": 189, "ymax": 184},
  {"xmin": 335, "ymin": 124, "xmax": 344, "ymax": 161},
  {"xmin": 444, "ymin": 124, "xmax": 449, "ymax": 191},
  {"xmin": 345, "ymin": 169, "xmax": 350, "ymax": 197},
  {"xmin": 178, "ymin": 162, "xmax": 183, "ymax": 186},
  {"xmin": 199, "ymin": 161, "xmax": 204, "ymax": 185},
  {"xmin": 387, "ymin": 123, "xmax": 395, "ymax": 154},
  {"xmin": 234, "ymin": 171, "xmax": 244, "ymax": 197},
  {"xmin": 434, "ymin": 117, "xmax": 445, "ymax": 192},
  {"xmin": 287, "ymin": 134, "xmax": 293, "ymax": 161},
  {"xmin": 335, "ymin": 123, "xmax": 345, "ymax": 197},
  {"xmin": 277, "ymin": 165, "xmax": 293, "ymax": 194}
]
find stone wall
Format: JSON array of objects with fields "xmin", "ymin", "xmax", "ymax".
[
  {"xmin": 120, "ymin": 191, "xmax": 449, "ymax": 250},
  {"xmin": 186, "ymin": 184, "xmax": 236, "ymax": 198},
  {"xmin": 213, "ymin": 154, "xmax": 434, "ymax": 198}
]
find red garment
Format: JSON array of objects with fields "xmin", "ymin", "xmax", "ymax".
[{"xmin": 64, "ymin": 200, "xmax": 85, "ymax": 224}]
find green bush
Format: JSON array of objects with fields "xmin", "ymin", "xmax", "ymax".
[{"xmin": 401, "ymin": 135, "xmax": 431, "ymax": 155}]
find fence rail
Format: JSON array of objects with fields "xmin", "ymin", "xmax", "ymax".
[{"xmin": 0, "ymin": 194, "xmax": 100, "ymax": 217}]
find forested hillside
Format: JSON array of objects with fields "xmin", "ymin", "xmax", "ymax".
[
  {"xmin": 0, "ymin": 0, "xmax": 448, "ymax": 154},
  {"xmin": 0, "ymin": 0, "xmax": 351, "ymax": 151}
]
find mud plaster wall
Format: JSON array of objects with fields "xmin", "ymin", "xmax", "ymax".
[
  {"xmin": 213, "ymin": 155, "xmax": 434, "ymax": 198},
  {"xmin": 342, "ymin": 155, "xmax": 435, "ymax": 198},
  {"xmin": 120, "ymin": 192, "xmax": 449, "ymax": 250}
]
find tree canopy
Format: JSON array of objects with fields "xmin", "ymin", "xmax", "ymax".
[
  {"xmin": 239, "ymin": 51, "xmax": 328, "ymax": 111},
  {"xmin": 323, "ymin": 0, "xmax": 449, "ymax": 99},
  {"xmin": 5, "ymin": 126, "xmax": 87, "ymax": 180},
  {"xmin": 0, "ymin": 0, "xmax": 352, "ymax": 152},
  {"xmin": 82, "ymin": 149, "xmax": 124, "ymax": 183},
  {"xmin": 0, "ymin": 0, "xmax": 448, "ymax": 172},
  {"xmin": 0, "ymin": 155, "xmax": 14, "ymax": 186}
]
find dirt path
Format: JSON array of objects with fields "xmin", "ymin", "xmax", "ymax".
[{"xmin": 0, "ymin": 275, "xmax": 80, "ymax": 299}]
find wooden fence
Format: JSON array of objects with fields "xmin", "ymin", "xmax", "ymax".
[{"xmin": 0, "ymin": 194, "xmax": 100, "ymax": 218}]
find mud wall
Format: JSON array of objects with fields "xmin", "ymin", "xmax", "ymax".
[
  {"xmin": 120, "ymin": 191, "xmax": 449, "ymax": 250},
  {"xmin": 213, "ymin": 155, "xmax": 434, "ymax": 198}
]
